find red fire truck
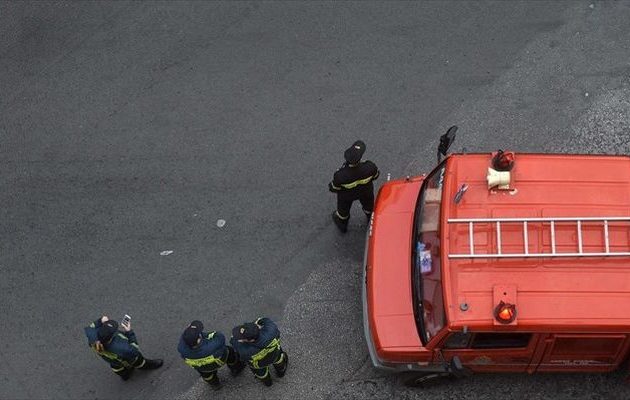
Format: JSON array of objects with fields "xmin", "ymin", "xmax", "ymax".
[{"xmin": 362, "ymin": 127, "xmax": 630, "ymax": 385}]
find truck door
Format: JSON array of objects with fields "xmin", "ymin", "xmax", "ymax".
[
  {"xmin": 439, "ymin": 331, "xmax": 539, "ymax": 373},
  {"xmin": 534, "ymin": 334, "xmax": 630, "ymax": 372}
]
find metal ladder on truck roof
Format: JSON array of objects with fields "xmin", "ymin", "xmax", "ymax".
[{"xmin": 447, "ymin": 216, "xmax": 630, "ymax": 259}]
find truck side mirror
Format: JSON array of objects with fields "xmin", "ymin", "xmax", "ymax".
[{"xmin": 437, "ymin": 125, "xmax": 458, "ymax": 163}]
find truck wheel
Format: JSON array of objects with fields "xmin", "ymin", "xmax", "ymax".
[{"xmin": 400, "ymin": 372, "xmax": 451, "ymax": 388}]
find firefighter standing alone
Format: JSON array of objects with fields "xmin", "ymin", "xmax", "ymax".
[
  {"xmin": 84, "ymin": 315, "xmax": 163, "ymax": 380},
  {"xmin": 329, "ymin": 140, "xmax": 380, "ymax": 233}
]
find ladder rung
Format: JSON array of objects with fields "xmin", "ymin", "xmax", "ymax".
[
  {"xmin": 577, "ymin": 220, "xmax": 583, "ymax": 254},
  {"xmin": 604, "ymin": 220, "xmax": 610, "ymax": 253},
  {"xmin": 551, "ymin": 221, "xmax": 556, "ymax": 255},
  {"xmin": 523, "ymin": 221, "xmax": 528, "ymax": 255},
  {"xmin": 469, "ymin": 221, "xmax": 474, "ymax": 255},
  {"xmin": 496, "ymin": 221, "xmax": 502, "ymax": 255}
]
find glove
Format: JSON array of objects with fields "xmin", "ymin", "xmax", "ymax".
[
  {"xmin": 94, "ymin": 341, "xmax": 105, "ymax": 353},
  {"xmin": 328, "ymin": 182, "xmax": 337, "ymax": 192}
]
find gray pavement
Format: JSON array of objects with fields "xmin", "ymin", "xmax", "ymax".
[{"xmin": 2, "ymin": 1, "xmax": 630, "ymax": 399}]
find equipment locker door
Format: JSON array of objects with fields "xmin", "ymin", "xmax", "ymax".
[{"xmin": 535, "ymin": 334, "xmax": 630, "ymax": 373}]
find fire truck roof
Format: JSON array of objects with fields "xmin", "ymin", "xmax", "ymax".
[{"xmin": 441, "ymin": 153, "xmax": 630, "ymax": 330}]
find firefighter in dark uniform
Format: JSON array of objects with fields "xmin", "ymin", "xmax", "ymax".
[
  {"xmin": 177, "ymin": 320, "xmax": 245, "ymax": 390},
  {"xmin": 84, "ymin": 315, "xmax": 163, "ymax": 380},
  {"xmin": 329, "ymin": 140, "xmax": 380, "ymax": 233},
  {"xmin": 230, "ymin": 317, "xmax": 288, "ymax": 387}
]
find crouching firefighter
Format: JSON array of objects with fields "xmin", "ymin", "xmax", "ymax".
[
  {"xmin": 177, "ymin": 320, "xmax": 245, "ymax": 390},
  {"xmin": 230, "ymin": 317, "xmax": 288, "ymax": 387},
  {"xmin": 84, "ymin": 315, "xmax": 163, "ymax": 380}
]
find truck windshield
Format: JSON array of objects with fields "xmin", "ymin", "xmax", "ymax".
[{"xmin": 412, "ymin": 163, "xmax": 447, "ymax": 345}]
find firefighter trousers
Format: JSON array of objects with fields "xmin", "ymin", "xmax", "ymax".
[{"xmin": 336, "ymin": 187, "xmax": 375, "ymax": 220}]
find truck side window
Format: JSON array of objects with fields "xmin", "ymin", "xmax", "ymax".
[
  {"xmin": 470, "ymin": 333, "xmax": 531, "ymax": 349},
  {"xmin": 444, "ymin": 332, "xmax": 472, "ymax": 349}
]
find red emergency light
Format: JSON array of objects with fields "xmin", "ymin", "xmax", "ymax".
[{"xmin": 494, "ymin": 301, "xmax": 517, "ymax": 324}]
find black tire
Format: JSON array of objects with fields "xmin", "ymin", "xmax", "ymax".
[{"xmin": 400, "ymin": 372, "xmax": 451, "ymax": 388}]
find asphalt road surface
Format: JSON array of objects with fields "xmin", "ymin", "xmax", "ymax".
[{"xmin": 2, "ymin": 1, "xmax": 630, "ymax": 399}]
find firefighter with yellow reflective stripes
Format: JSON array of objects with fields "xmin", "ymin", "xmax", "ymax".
[
  {"xmin": 230, "ymin": 318, "xmax": 288, "ymax": 387},
  {"xmin": 329, "ymin": 140, "xmax": 380, "ymax": 233},
  {"xmin": 84, "ymin": 315, "xmax": 163, "ymax": 380},
  {"xmin": 177, "ymin": 320, "xmax": 245, "ymax": 390}
]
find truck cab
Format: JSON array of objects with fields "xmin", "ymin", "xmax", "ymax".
[{"xmin": 363, "ymin": 135, "xmax": 630, "ymax": 382}]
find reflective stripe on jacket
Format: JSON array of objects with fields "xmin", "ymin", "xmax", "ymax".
[
  {"xmin": 230, "ymin": 318, "xmax": 282, "ymax": 369},
  {"xmin": 330, "ymin": 160, "xmax": 379, "ymax": 192},
  {"xmin": 250, "ymin": 337, "xmax": 281, "ymax": 369},
  {"xmin": 177, "ymin": 331, "xmax": 228, "ymax": 372}
]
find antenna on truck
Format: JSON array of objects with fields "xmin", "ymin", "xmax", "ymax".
[{"xmin": 437, "ymin": 125, "xmax": 458, "ymax": 164}]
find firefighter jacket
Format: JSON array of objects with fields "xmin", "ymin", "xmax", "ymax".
[
  {"xmin": 177, "ymin": 331, "xmax": 229, "ymax": 373},
  {"xmin": 329, "ymin": 160, "xmax": 379, "ymax": 194},
  {"xmin": 84, "ymin": 318, "xmax": 142, "ymax": 371},
  {"xmin": 230, "ymin": 318, "xmax": 282, "ymax": 369}
]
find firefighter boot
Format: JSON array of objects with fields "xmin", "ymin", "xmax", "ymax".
[
  {"xmin": 117, "ymin": 368, "xmax": 133, "ymax": 381},
  {"xmin": 201, "ymin": 371, "xmax": 222, "ymax": 390},
  {"xmin": 207, "ymin": 378, "xmax": 222, "ymax": 391},
  {"xmin": 273, "ymin": 352, "xmax": 288, "ymax": 378},
  {"xmin": 259, "ymin": 373, "xmax": 273, "ymax": 387},
  {"xmin": 229, "ymin": 360, "xmax": 246, "ymax": 377},
  {"xmin": 332, "ymin": 211, "xmax": 348, "ymax": 233},
  {"xmin": 141, "ymin": 358, "xmax": 164, "ymax": 370}
]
